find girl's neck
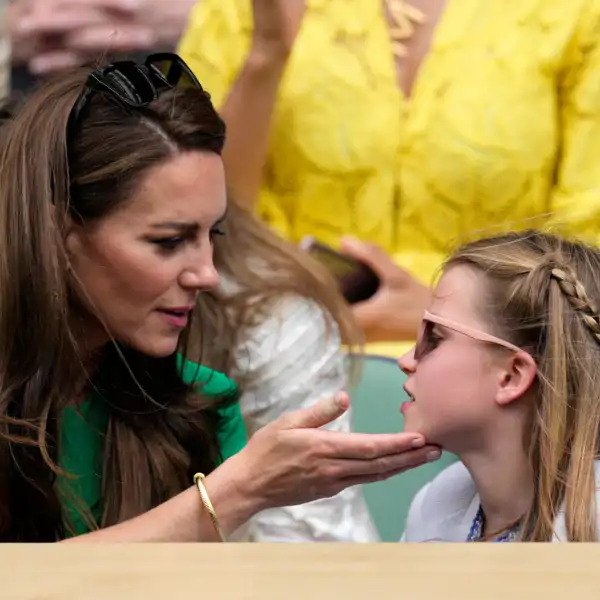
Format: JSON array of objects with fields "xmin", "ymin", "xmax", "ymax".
[{"xmin": 460, "ymin": 443, "xmax": 534, "ymax": 538}]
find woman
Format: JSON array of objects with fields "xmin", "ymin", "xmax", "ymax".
[
  {"xmin": 202, "ymin": 201, "xmax": 378, "ymax": 541},
  {"xmin": 178, "ymin": 0, "xmax": 600, "ymax": 352},
  {"xmin": 0, "ymin": 54, "xmax": 438, "ymax": 542},
  {"xmin": 401, "ymin": 231, "xmax": 600, "ymax": 541}
]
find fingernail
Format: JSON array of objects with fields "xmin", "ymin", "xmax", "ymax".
[
  {"xmin": 335, "ymin": 392, "xmax": 350, "ymax": 411},
  {"xmin": 411, "ymin": 437, "xmax": 426, "ymax": 448},
  {"xmin": 426, "ymin": 450, "xmax": 441, "ymax": 462}
]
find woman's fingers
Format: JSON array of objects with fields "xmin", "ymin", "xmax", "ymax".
[
  {"xmin": 337, "ymin": 460, "xmax": 438, "ymax": 492},
  {"xmin": 65, "ymin": 24, "xmax": 155, "ymax": 52},
  {"xmin": 29, "ymin": 50, "xmax": 83, "ymax": 74},
  {"xmin": 278, "ymin": 391, "xmax": 350, "ymax": 429},
  {"xmin": 321, "ymin": 446, "xmax": 441, "ymax": 480},
  {"xmin": 28, "ymin": 24, "xmax": 156, "ymax": 74},
  {"xmin": 17, "ymin": 6, "xmax": 115, "ymax": 34},
  {"xmin": 318, "ymin": 429, "xmax": 428, "ymax": 460}
]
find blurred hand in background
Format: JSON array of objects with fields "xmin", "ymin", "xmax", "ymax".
[{"xmin": 10, "ymin": 0, "xmax": 196, "ymax": 74}]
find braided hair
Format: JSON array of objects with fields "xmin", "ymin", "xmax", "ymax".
[
  {"xmin": 445, "ymin": 230, "xmax": 600, "ymax": 542},
  {"xmin": 550, "ymin": 267, "xmax": 600, "ymax": 344}
]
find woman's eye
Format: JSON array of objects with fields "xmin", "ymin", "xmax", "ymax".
[
  {"xmin": 209, "ymin": 227, "xmax": 225, "ymax": 242},
  {"xmin": 151, "ymin": 237, "xmax": 184, "ymax": 252}
]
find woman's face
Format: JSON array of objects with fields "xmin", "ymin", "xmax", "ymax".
[
  {"xmin": 398, "ymin": 266, "xmax": 508, "ymax": 451},
  {"xmin": 66, "ymin": 150, "xmax": 226, "ymax": 357}
]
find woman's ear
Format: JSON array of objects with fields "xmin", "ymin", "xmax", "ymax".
[
  {"xmin": 63, "ymin": 216, "xmax": 84, "ymax": 260},
  {"xmin": 495, "ymin": 351, "xmax": 537, "ymax": 406}
]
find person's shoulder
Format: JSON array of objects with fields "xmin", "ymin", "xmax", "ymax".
[
  {"xmin": 263, "ymin": 294, "xmax": 334, "ymax": 334},
  {"xmin": 417, "ymin": 461, "xmax": 476, "ymax": 514},
  {"xmin": 403, "ymin": 461, "xmax": 477, "ymax": 542},
  {"xmin": 177, "ymin": 357, "xmax": 238, "ymax": 399},
  {"xmin": 238, "ymin": 293, "xmax": 337, "ymax": 355}
]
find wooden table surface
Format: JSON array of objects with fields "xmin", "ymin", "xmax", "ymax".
[{"xmin": 3, "ymin": 544, "xmax": 600, "ymax": 600}]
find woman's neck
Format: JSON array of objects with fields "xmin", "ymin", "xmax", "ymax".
[{"xmin": 460, "ymin": 442, "xmax": 534, "ymax": 537}]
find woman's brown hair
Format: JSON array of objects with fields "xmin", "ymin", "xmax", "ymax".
[
  {"xmin": 0, "ymin": 68, "xmax": 230, "ymax": 541},
  {"xmin": 445, "ymin": 230, "xmax": 600, "ymax": 541}
]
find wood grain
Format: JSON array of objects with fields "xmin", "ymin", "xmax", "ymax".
[{"xmin": 3, "ymin": 544, "xmax": 600, "ymax": 600}]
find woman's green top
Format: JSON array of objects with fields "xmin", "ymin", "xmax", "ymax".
[{"xmin": 57, "ymin": 360, "xmax": 247, "ymax": 536}]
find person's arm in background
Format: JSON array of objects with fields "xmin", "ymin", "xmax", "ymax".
[
  {"xmin": 231, "ymin": 296, "xmax": 382, "ymax": 542},
  {"xmin": 547, "ymin": 0, "xmax": 600, "ymax": 244},
  {"xmin": 178, "ymin": 0, "xmax": 306, "ymax": 209},
  {"xmin": 339, "ymin": 237, "xmax": 431, "ymax": 343}
]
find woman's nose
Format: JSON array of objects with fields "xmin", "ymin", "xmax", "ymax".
[{"xmin": 179, "ymin": 262, "xmax": 219, "ymax": 291}]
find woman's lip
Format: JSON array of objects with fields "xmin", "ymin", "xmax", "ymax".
[{"xmin": 157, "ymin": 309, "xmax": 189, "ymax": 328}]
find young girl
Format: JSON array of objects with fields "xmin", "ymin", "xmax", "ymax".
[{"xmin": 400, "ymin": 230, "xmax": 600, "ymax": 542}]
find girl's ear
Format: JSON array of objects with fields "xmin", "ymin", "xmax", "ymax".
[{"xmin": 495, "ymin": 351, "xmax": 537, "ymax": 406}]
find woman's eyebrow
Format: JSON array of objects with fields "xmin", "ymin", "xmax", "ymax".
[{"xmin": 149, "ymin": 221, "xmax": 199, "ymax": 233}]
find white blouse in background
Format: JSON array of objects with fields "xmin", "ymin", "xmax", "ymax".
[{"xmin": 230, "ymin": 294, "xmax": 379, "ymax": 542}]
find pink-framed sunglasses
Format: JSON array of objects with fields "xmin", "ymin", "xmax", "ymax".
[{"xmin": 414, "ymin": 310, "xmax": 524, "ymax": 361}]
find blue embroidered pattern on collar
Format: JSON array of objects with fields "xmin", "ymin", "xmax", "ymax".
[{"xmin": 467, "ymin": 505, "xmax": 522, "ymax": 542}]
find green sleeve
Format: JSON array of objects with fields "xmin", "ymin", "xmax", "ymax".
[
  {"xmin": 178, "ymin": 358, "xmax": 247, "ymax": 460},
  {"xmin": 214, "ymin": 400, "xmax": 247, "ymax": 461}
]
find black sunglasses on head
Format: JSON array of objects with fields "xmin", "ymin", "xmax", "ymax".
[{"xmin": 67, "ymin": 53, "xmax": 203, "ymax": 139}]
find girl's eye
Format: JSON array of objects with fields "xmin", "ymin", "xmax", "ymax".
[
  {"xmin": 151, "ymin": 237, "xmax": 184, "ymax": 252},
  {"xmin": 415, "ymin": 321, "xmax": 443, "ymax": 360}
]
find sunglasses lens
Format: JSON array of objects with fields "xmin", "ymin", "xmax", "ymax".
[
  {"xmin": 414, "ymin": 321, "xmax": 437, "ymax": 361},
  {"xmin": 148, "ymin": 58, "xmax": 201, "ymax": 90}
]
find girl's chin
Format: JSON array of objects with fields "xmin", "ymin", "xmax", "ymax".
[{"xmin": 403, "ymin": 414, "xmax": 435, "ymax": 441}]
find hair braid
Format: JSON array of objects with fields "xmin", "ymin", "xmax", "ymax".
[{"xmin": 550, "ymin": 267, "xmax": 600, "ymax": 344}]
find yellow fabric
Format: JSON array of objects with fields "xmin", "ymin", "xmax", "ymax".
[{"xmin": 180, "ymin": 0, "xmax": 600, "ymax": 358}]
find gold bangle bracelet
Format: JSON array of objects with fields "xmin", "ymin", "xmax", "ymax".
[{"xmin": 193, "ymin": 473, "xmax": 226, "ymax": 542}]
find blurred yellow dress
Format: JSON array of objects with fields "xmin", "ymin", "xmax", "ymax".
[{"xmin": 180, "ymin": 0, "xmax": 600, "ymax": 357}]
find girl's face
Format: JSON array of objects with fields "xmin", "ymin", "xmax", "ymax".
[{"xmin": 398, "ymin": 266, "xmax": 535, "ymax": 452}]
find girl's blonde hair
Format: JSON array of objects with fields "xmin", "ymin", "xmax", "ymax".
[{"xmin": 445, "ymin": 230, "xmax": 600, "ymax": 542}]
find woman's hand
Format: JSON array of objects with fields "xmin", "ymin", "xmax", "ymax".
[
  {"xmin": 216, "ymin": 392, "xmax": 440, "ymax": 513},
  {"xmin": 341, "ymin": 237, "xmax": 431, "ymax": 343},
  {"xmin": 250, "ymin": 0, "xmax": 307, "ymax": 57}
]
